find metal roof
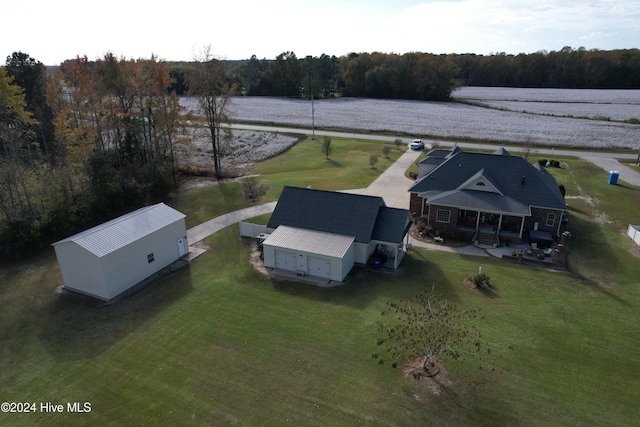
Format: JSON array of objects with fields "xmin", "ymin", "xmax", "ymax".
[
  {"xmin": 263, "ymin": 226, "xmax": 355, "ymax": 258},
  {"xmin": 52, "ymin": 203, "xmax": 186, "ymax": 258}
]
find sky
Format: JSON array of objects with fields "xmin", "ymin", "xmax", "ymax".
[{"xmin": 1, "ymin": 0, "xmax": 639, "ymax": 65}]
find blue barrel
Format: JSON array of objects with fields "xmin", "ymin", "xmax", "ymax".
[
  {"xmin": 608, "ymin": 171, "xmax": 619, "ymax": 185},
  {"xmin": 374, "ymin": 260, "xmax": 381, "ymax": 270}
]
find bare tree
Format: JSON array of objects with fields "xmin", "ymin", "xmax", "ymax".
[
  {"xmin": 186, "ymin": 46, "xmax": 236, "ymax": 179},
  {"xmin": 521, "ymin": 137, "xmax": 539, "ymax": 161},
  {"xmin": 322, "ymin": 135, "xmax": 332, "ymax": 159},
  {"xmin": 243, "ymin": 176, "xmax": 269, "ymax": 203},
  {"xmin": 394, "ymin": 138, "xmax": 402, "ymax": 150},
  {"xmin": 375, "ymin": 286, "xmax": 487, "ymax": 377}
]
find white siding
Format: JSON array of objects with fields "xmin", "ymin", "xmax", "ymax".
[
  {"xmin": 353, "ymin": 242, "xmax": 376, "ymax": 264},
  {"xmin": 628, "ymin": 224, "xmax": 640, "ymax": 246},
  {"xmin": 53, "ymin": 243, "xmax": 107, "ymax": 299},
  {"xmin": 263, "ymin": 226, "xmax": 356, "ymax": 282},
  {"xmin": 101, "ymin": 219, "xmax": 186, "ymax": 300},
  {"xmin": 52, "ymin": 204, "xmax": 187, "ymax": 301}
]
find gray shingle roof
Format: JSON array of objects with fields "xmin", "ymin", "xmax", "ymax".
[
  {"xmin": 409, "ymin": 149, "xmax": 567, "ymax": 212},
  {"xmin": 372, "ymin": 207, "xmax": 411, "ymax": 243},
  {"xmin": 268, "ymin": 187, "xmax": 410, "ymax": 244}
]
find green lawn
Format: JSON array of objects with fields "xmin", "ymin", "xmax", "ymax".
[{"xmin": 1, "ymin": 143, "xmax": 640, "ymax": 426}]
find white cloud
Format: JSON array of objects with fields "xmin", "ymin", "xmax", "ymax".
[{"xmin": 1, "ymin": 0, "xmax": 638, "ymax": 64}]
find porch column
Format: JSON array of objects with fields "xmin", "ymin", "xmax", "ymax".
[
  {"xmin": 475, "ymin": 211, "xmax": 481, "ymax": 232},
  {"xmin": 519, "ymin": 216, "xmax": 526, "ymax": 239},
  {"xmin": 394, "ymin": 245, "xmax": 399, "ymax": 269},
  {"xmin": 497, "ymin": 214, "xmax": 503, "ymax": 234}
]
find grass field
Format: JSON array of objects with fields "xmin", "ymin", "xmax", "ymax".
[{"xmin": 1, "ymin": 140, "xmax": 639, "ymax": 426}]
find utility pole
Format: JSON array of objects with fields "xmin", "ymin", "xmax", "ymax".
[{"xmin": 311, "ymin": 93, "xmax": 315, "ymax": 140}]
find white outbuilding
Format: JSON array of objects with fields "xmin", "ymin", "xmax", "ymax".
[{"xmin": 52, "ymin": 203, "xmax": 188, "ymax": 302}]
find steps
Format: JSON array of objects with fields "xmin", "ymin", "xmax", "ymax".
[{"xmin": 475, "ymin": 232, "xmax": 497, "ymax": 246}]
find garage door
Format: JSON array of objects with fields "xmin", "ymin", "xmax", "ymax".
[
  {"xmin": 307, "ymin": 256, "xmax": 331, "ymax": 279},
  {"xmin": 274, "ymin": 250, "xmax": 296, "ymax": 272}
]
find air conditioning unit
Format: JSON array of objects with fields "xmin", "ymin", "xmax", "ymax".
[{"xmin": 256, "ymin": 233, "xmax": 270, "ymax": 247}]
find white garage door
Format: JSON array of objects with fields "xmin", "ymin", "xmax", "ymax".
[
  {"xmin": 307, "ymin": 256, "xmax": 331, "ymax": 279},
  {"xmin": 274, "ymin": 250, "xmax": 296, "ymax": 272}
]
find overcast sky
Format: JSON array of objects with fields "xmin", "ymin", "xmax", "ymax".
[{"xmin": 1, "ymin": 0, "xmax": 639, "ymax": 65}]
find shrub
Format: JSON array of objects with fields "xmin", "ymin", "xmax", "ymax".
[
  {"xmin": 369, "ymin": 155, "xmax": 378, "ymax": 169},
  {"xmin": 243, "ymin": 177, "xmax": 269, "ymax": 203},
  {"xmin": 558, "ymin": 184, "xmax": 566, "ymax": 198},
  {"xmin": 383, "ymin": 145, "xmax": 391, "ymax": 159},
  {"xmin": 552, "ymin": 160, "xmax": 560, "ymax": 168},
  {"xmin": 471, "ymin": 273, "xmax": 491, "ymax": 287},
  {"xmin": 538, "ymin": 159, "xmax": 547, "ymax": 166}
]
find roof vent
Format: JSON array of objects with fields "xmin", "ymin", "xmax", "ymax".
[{"xmin": 521, "ymin": 176, "xmax": 526, "ymax": 184}]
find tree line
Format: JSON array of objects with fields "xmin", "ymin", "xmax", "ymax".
[
  {"xmin": 0, "ymin": 51, "xmax": 232, "ymax": 260},
  {"xmin": 452, "ymin": 46, "xmax": 640, "ymax": 89},
  {"xmin": 169, "ymin": 47, "xmax": 640, "ymax": 101},
  {"xmin": 2, "ymin": 46, "xmax": 639, "ymax": 259}
]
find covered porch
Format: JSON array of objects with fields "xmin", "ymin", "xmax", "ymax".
[{"xmin": 456, "ymin": 209, "xmax": 526, "ymax": 246}]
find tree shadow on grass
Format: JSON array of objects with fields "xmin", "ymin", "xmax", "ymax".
[
  {"xmin": 326, "ymin": 159, "xmax": 343, "ymax": 167},
  {"xmin": 38, "ymin": 263, "xmax": 193, "ymax": 361}
]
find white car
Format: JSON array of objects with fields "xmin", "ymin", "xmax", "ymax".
[{"xmin": 410, "ymin": 139, "xmax": 425, "ymax": 150}]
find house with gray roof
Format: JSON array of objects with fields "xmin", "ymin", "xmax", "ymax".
[
  {"xmin": 263, "ymin": 186, "xmax": 411, "ymax": 281},
  {"xmin": 409, "ymin": 147, "xmax": 567, "ymax": 247}
]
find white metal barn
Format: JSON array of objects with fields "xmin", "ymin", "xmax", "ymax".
[{"xmin": 52, "ymin": 203, "xmax": 188, "ymax": 302}]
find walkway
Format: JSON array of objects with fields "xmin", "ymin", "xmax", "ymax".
[{"xmin": 184, "ymin": 144, "xmax": 494, "ymax": 260}]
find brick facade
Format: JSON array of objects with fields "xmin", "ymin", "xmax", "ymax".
[
  {"xmin": 412, "ymin": 193, "xmax": 565, "ymax": 243},
  {"xmin": 525, "ymin": 207, "xmax": 564, "ymax": 235}
]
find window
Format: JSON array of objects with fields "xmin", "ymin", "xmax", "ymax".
[
  {"xmin": 476, "ymin": 181, "xmax": 486, "ymax": 186},
  {"xmin": 147, "ymin": 253, "xmax": 155, "ymax": 263},
  {"xmin": 436, "ymin": 209, "xmax": 451, "ymax": 223},
  {"xmin": 546, "ymin": 213, "xmax": 556, "ymax": 227}
]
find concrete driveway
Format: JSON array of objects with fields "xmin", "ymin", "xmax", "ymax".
[
  {"xmin": 187, "ymin": 147, "xmax": 423, "ymax": 248},
  {"xmin": 581, "ymin": 157, "xmax": 640, "ymax": 187},
  {"xmin": 344, "ymin": 147, "xmax": 422, "ymax": 208}
]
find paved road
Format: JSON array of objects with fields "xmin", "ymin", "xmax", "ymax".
[{"xmin": 232, "ymin": 123, "xmax": 640, "ymax": 160}]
